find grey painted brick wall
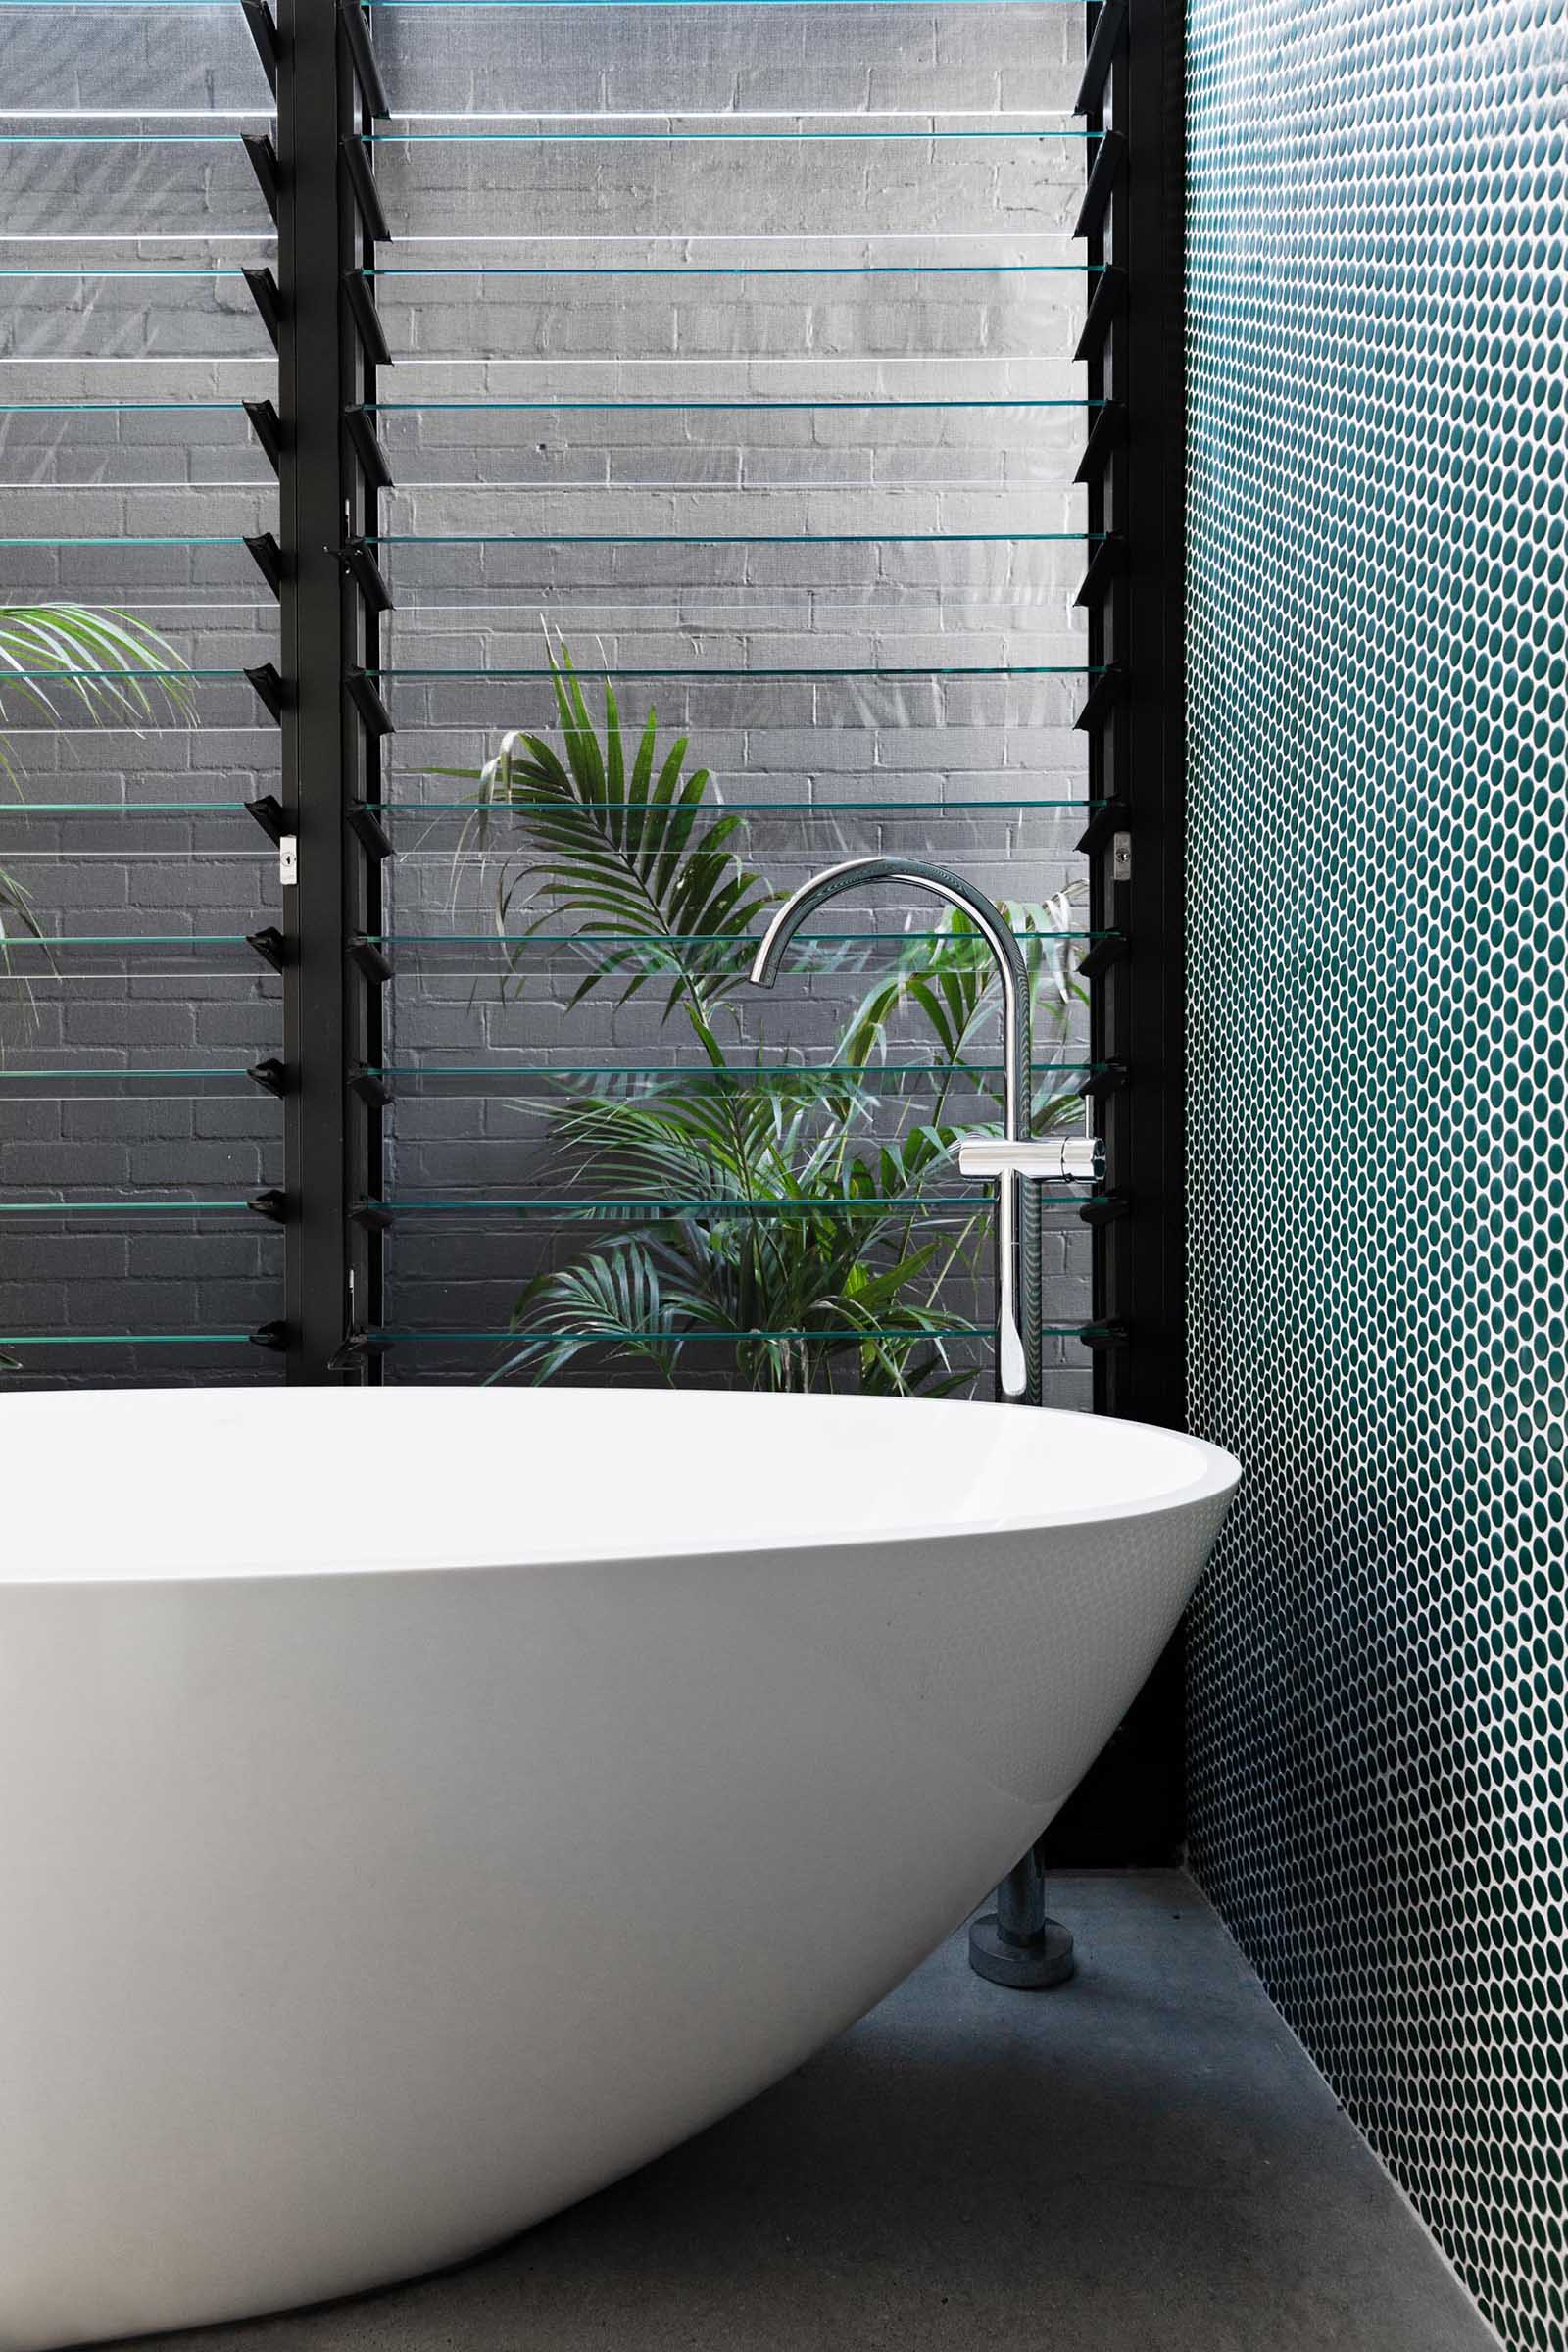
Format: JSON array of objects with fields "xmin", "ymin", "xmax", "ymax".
[{"xmin": 1, "ymin": 1, "xmax": 1093, "ymax": 1396}]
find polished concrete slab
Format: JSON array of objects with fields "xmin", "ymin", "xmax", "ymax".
[{"xmin": 114, "ymin": 1872, "xmax": 1496, "ymax": 2352}]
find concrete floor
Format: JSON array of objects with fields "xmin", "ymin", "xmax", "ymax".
[{"xmin": 118, "ymin": 1872, "xmax": 1496, "ymax": 2352}]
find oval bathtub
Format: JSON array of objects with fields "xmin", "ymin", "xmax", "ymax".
[{"xmin": 0, "ymin": 1387, "xmax": 1239, "ymax": 2349}]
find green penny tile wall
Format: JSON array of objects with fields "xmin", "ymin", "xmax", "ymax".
[{"xmin": 1184, "ymin": 1, "xmax": 1568, "ymax": 2345}]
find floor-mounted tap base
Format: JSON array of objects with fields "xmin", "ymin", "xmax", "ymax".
[{"xmin": 967, "ymin": 1913, "xmax": 1076, "ymax": 1989}]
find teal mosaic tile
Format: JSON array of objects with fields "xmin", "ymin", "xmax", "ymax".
[{"xmin": 1184, "ymin": 2, "xmax": 1568, "ymax": 2345}]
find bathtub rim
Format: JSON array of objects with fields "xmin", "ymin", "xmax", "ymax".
[{"xmin": 3, "ymin": 1388, "xmax": 1240, "ymax": 1589}]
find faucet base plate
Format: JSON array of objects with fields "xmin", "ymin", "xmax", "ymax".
[{"xmin": 966, "ymin": 1912, "xmax": 1076, "ymax": 1990}]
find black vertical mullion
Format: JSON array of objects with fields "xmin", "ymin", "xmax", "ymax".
[
  {"xmin": 1085, "ymin": 4, "xmax": 1119, "ymax": 1405},
  {"xmin": 1091, "ymin": 0, "xmax": 1184, "ymax": 1430},
  {"xmin": 277, "ymin": 0, "xmax": 379, "ymax": 1380},
  {"xmin": 1040, "ymin": 0, "xmax": 1185, "ymax": 1866}
]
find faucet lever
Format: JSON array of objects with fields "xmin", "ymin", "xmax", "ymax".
[{"xmin": 957, "ymin": 1137, "xmax": 1104, "ymax": 1184}]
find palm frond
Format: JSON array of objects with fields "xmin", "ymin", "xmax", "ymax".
[
  {"xmin": 0, "ymin": 606, "xmax": 194, "ymax": 1013},
  {"xmin": 450, "ymin": 636, "xmax": 778, "ymax": 1050},
  {"xmin": 488, "ymin": 1237, "xmax": 708, "ymax": 1385},
  {"xmin": 0, "ymin": 604, "xmax": 196, "ymax": 745}
]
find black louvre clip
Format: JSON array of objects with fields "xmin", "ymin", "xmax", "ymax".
[
  {"xmin": 1074, "ymin": 129, "xmax": 1126, "ymax": 242},
  {"xmin": 242, "ymin": 266, "xmax": 281, "ymax": 351},
  {"xmin": 250, "ymin": 1319, "xmax": 289, "ymax": 1352},
  {"xmin": 344, "ymin": 406, "xmax": 395, "ymax": 493},
  {"xmin": 339, "ymin": 539, "xmax": 395, "ymax": 614},
  {"xmin": 326, "ymin": 1326, "xmax": 392, "ymax": 1370},
  {"xmin": 241, "ymin": 131, "xmax": 279, "ymax": 222},
  {"xmin": 1076, "ymin": 795, "xmax": 1131, "ymax": 856},
  {"xmin": 245, "ymin": 662, "xmax": 287, "ymax": 722},
  {"xmin": 348, "ymin": 934, "xmax": 394, "ymax": 983},
  {"xmin": 350, "ymin": 1065, "xmax": 394, "ymax": 1107},
  {"xmin": 1074, "ymin": 664, "xmax": 1126, "ymax": 734},
  {"xmin": 1074, "ymin": 533, "xmax": 1125, "ymax": 611},
  {"xmin": 347, "ymin": 799, "xmax": 394, "ymax": 858},
  {"xmin": 343, "ymin": 270, "xmax": 392, "ymax": 368},
  {"xmin": 1074, "ymin": 401, "xmax": 1126, "ymax": 486},
  {"xmin": 246, "ymin": 1056, "xmax": 288, "ymax": 1097},
  {"xmin": 244, "ymin": 531, "xmax": 284, "ymax": 597},
  {"xmin": 1078, "ymin": 1318, "xmax": 1130, "ymax": 1351},
  {"xmin": 243, "ymin": 398, "xmax": 282, "ymax": 472},
  {"xmin": 245, "ymin": 792, "xmax": 288, "ymax": 844},
  {"xmin": 339, "ymin": 0, "xmax": 390, "ymax": 119},
  {"xmin": 1077, "ymin": 1192, "xmax": 1129, "ymax": 1229},
  {"xmin": 341, "ymin": 135, "xmax": 391, "ymax": 244},
  {"xmin": 1078, "ymin": 933, "xmax": 1127, "ymax": 982},
  {"xmin": 1073, "ymin": 264, "xmax": 1127, "ymax": 366},
  {"xmin": 1077, "ymin": 1060, "xmax": 1128, "ymax": 1102},
  {"xmin": 1075, "ymin": 0, "xmax": 1128, "ymax": 115},
  {"xmin": 247, "ymin": 1188, "xmax": 289, "ymax": 1224},
  {"xmin": 240, "ymin": 0, "xmax": 278, "ymax": 90},
  {"xmin": 351, "ymin": 1199, "xmax": 395, "ymax": 1230},
  {"xmin": 347, "ymin": 670, "xmax": 395, "ymax": 740},
  {"xmin": 246, "ymin": 926, "xmax": 287, "ymax": 972}
]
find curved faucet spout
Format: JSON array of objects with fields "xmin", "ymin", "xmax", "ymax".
[
  {"xmin": 750, "ymin": 857, "xmax": 1031, "ymax": 1142},
  {"xmin": 747, "ymin": 855, "xmax": 1037, "ymax": 1402}
]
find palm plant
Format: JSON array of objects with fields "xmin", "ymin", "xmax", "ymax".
[
  {"xmin": 452, "ymin": 643, "xmax": 1086, "ymax": 1394},
  {"xmin": 0, "ymin": 603, "xmax": 196, "ymax": 963}
]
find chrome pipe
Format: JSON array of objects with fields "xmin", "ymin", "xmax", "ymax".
[{"xmin": 749, "ymin": 856, "xmax": 1038, "ymax": 1401}]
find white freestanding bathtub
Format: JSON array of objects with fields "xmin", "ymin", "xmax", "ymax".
[{"xmin": 0, "ymin": 1387, "xmax": 1238, "ymax": 2350}]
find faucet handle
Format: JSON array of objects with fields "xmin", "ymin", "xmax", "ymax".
[{"xmin": 957, "ymin": 1136, "xmax": 1104, "ymax": 1183}]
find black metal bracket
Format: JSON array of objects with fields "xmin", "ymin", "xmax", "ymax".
[
  {"xmin": 247, "ymin": 1056, "xmax": 289, "ymax": 1097},
  {"xmin": 347, "ymin": 799, "xmax": 394, "ymax": 858},
  {"xmin": 244, "ymin": 397, "xmax": 282, "ymax": 472},
  {"xmin": 245, "ymin": 662, "xmax": 287, "ymax": 721},
  {"xmin": 241, "ymin": 131, "xmax": 280, "ymax": 222},
  {"xmin": 1078, "ymin": 1191, "xmax": 1130, "ymax": 1228},
  {"xmin": 1073, "ymin": 264, "xmax": 1128, "ymax": 366},
  {"xmin": 1075, "ymin": 400, "xmax": 1126, "ymax": 485},
  {"xmin": 240, "ymin": 0, "xmax": 279, "ymax": 90},
  {"xmin": 244, "ymin": 531, "xmax": 285, "ymax": 597},
  {"xmin": 346, "ymin": 669, "xmax": 394, "ymax": 738},
  {"xmin": 338, "ymin": 0, "xmax": 390, "ymax": 119},
  {"xmin": 350, "ymin": 1199, "xmax": 395, "ymax": 1230},
  {"xmin": 1075, "ymin": 533, "xmax": 1125, "ymax": 610},
  {"xmin": 1078, "ymin": 1060, "xmax": 1129, "ymax": 1102},
  {"xmin": 1079, "ymin": 1319, "xmax": 1131, "ymax": 1351},
  {"xmin": 242, "ymin": 266, "xmax": 282, "ymax": 351},
  {"xmin": 1077, "ymin": 795, "xmax": 1132, "ymax": 856},
  {"xmin": 348, "ymin": 935, "xmax": 393, "ymax": 983},
  {"xmin": 248, "ymin": 1188, "xmax": 290, "ymax": 1223},
  {"xmin": 1074, "ymin": 128, "xmax": 1127, "ymax": 241},
  {"xmin": 250, "ymin": 1319, "xmax": 290, "ymax": 1351},
  {"xmin": 1079, "ymin": 933, "xmax": 1127, "ymax": 982},
  {"xmin": 339, "ymin": 539, "xmax": 395, "ymax": 614},
  {"xmin": 246, "ymin": 926, "xmax": 288, "ymax": 972},
  {"xmin": 245, "ymin": 792, "xmax": 289, "ymax": 844},
  {"xmin": 341, "ymin": 135, "xmax": 391, "ymax": 243},
  {"xmin": 325, "ymin": 1324, "xmax": 392, "ymax": 1371},
  {"xmin": 350, "ymin": 1065, "xmax": 394, "ymax": 1107},
  {"xmin": 344, "ymin": 406, "xmax": 395, "ymax": 492},
  {"xmin": 1075, "ymin": 663, "xmax": 1126, "ymax": 733},
  {"xmin": 344, "ymin": 270, "xmax": 392, "ymax": 368},
  {"xmin": 1075, "ymin": 0, "xmax": 1129, "ymax": 115}
]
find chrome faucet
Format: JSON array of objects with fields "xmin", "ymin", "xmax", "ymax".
[
  {"xmin": 748, "ymin": 856, "xmax": 1101, "ymax": 1406},
  {"xmin": 750, "ymin": 856, "xmax": 1099, "ymax": 1990}
]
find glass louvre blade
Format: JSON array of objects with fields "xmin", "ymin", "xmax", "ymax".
[
  {"xmin": 370, "ymin": 396, "xmax": 1098, "ymax": 410},
  {"xmin": 0, "ymin": 1330, "xmax": 264, "ymax": 1345},
  {"xmin": 0, "ymin": 1196, "xmax": 273, "ymax": 1212},
  {"xmin": 370, "ymin": 125, "xmax": 1093, "ymax": 144}
]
